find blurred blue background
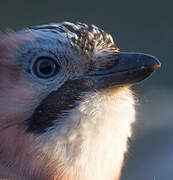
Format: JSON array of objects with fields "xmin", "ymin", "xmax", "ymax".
[{"xmin": 0, "ymin": 0, "xmax": 172, "ymax": 179}]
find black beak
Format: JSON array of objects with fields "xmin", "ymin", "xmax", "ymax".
[{"xmin": 84, "ymin": 52, "xmax": 161, "ymax": 89}]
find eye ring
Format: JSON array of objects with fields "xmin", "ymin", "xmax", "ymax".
[{"xmin": 32, "ymin": 57, "xmax": 60, "ymax": 79}]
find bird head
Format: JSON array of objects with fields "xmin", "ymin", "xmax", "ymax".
[{"xmin": 0, "ymin": 22, "xmax": 160, "ymax": 179}]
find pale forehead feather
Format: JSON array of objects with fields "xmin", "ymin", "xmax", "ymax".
[{"xmin": 30, "ymin": 22, "xmax": 119, "ymax": 55}]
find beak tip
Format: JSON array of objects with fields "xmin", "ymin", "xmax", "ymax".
[{"xmin": 152, "ymin": 58, "xmax": 161, "ymax": 71}]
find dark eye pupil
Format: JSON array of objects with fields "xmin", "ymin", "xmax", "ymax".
[
  {"xmin": 33, "ymin": 58, "xmax": 60, "ymax": 78},
  {"xmin": 39, "ymin": 60, "xmax": 54, "ymax": 75}
]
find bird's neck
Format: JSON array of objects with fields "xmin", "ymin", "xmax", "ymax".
[
  {"xmin": 50, "ymin": 87, "xmax": 136, "ymax": 180},
  {"xmin": 0, "ymin": 87, "xmax": 135, "ymax": 180}
]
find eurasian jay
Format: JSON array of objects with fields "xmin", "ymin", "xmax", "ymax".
[{"xmin": 0, "ymin": 22, "xmax": 160, "ymax": 180}]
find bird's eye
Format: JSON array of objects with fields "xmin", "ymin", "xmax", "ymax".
[{"xmin": 33, "ymin": 57, "xmax": 60, "ymax": 78}]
